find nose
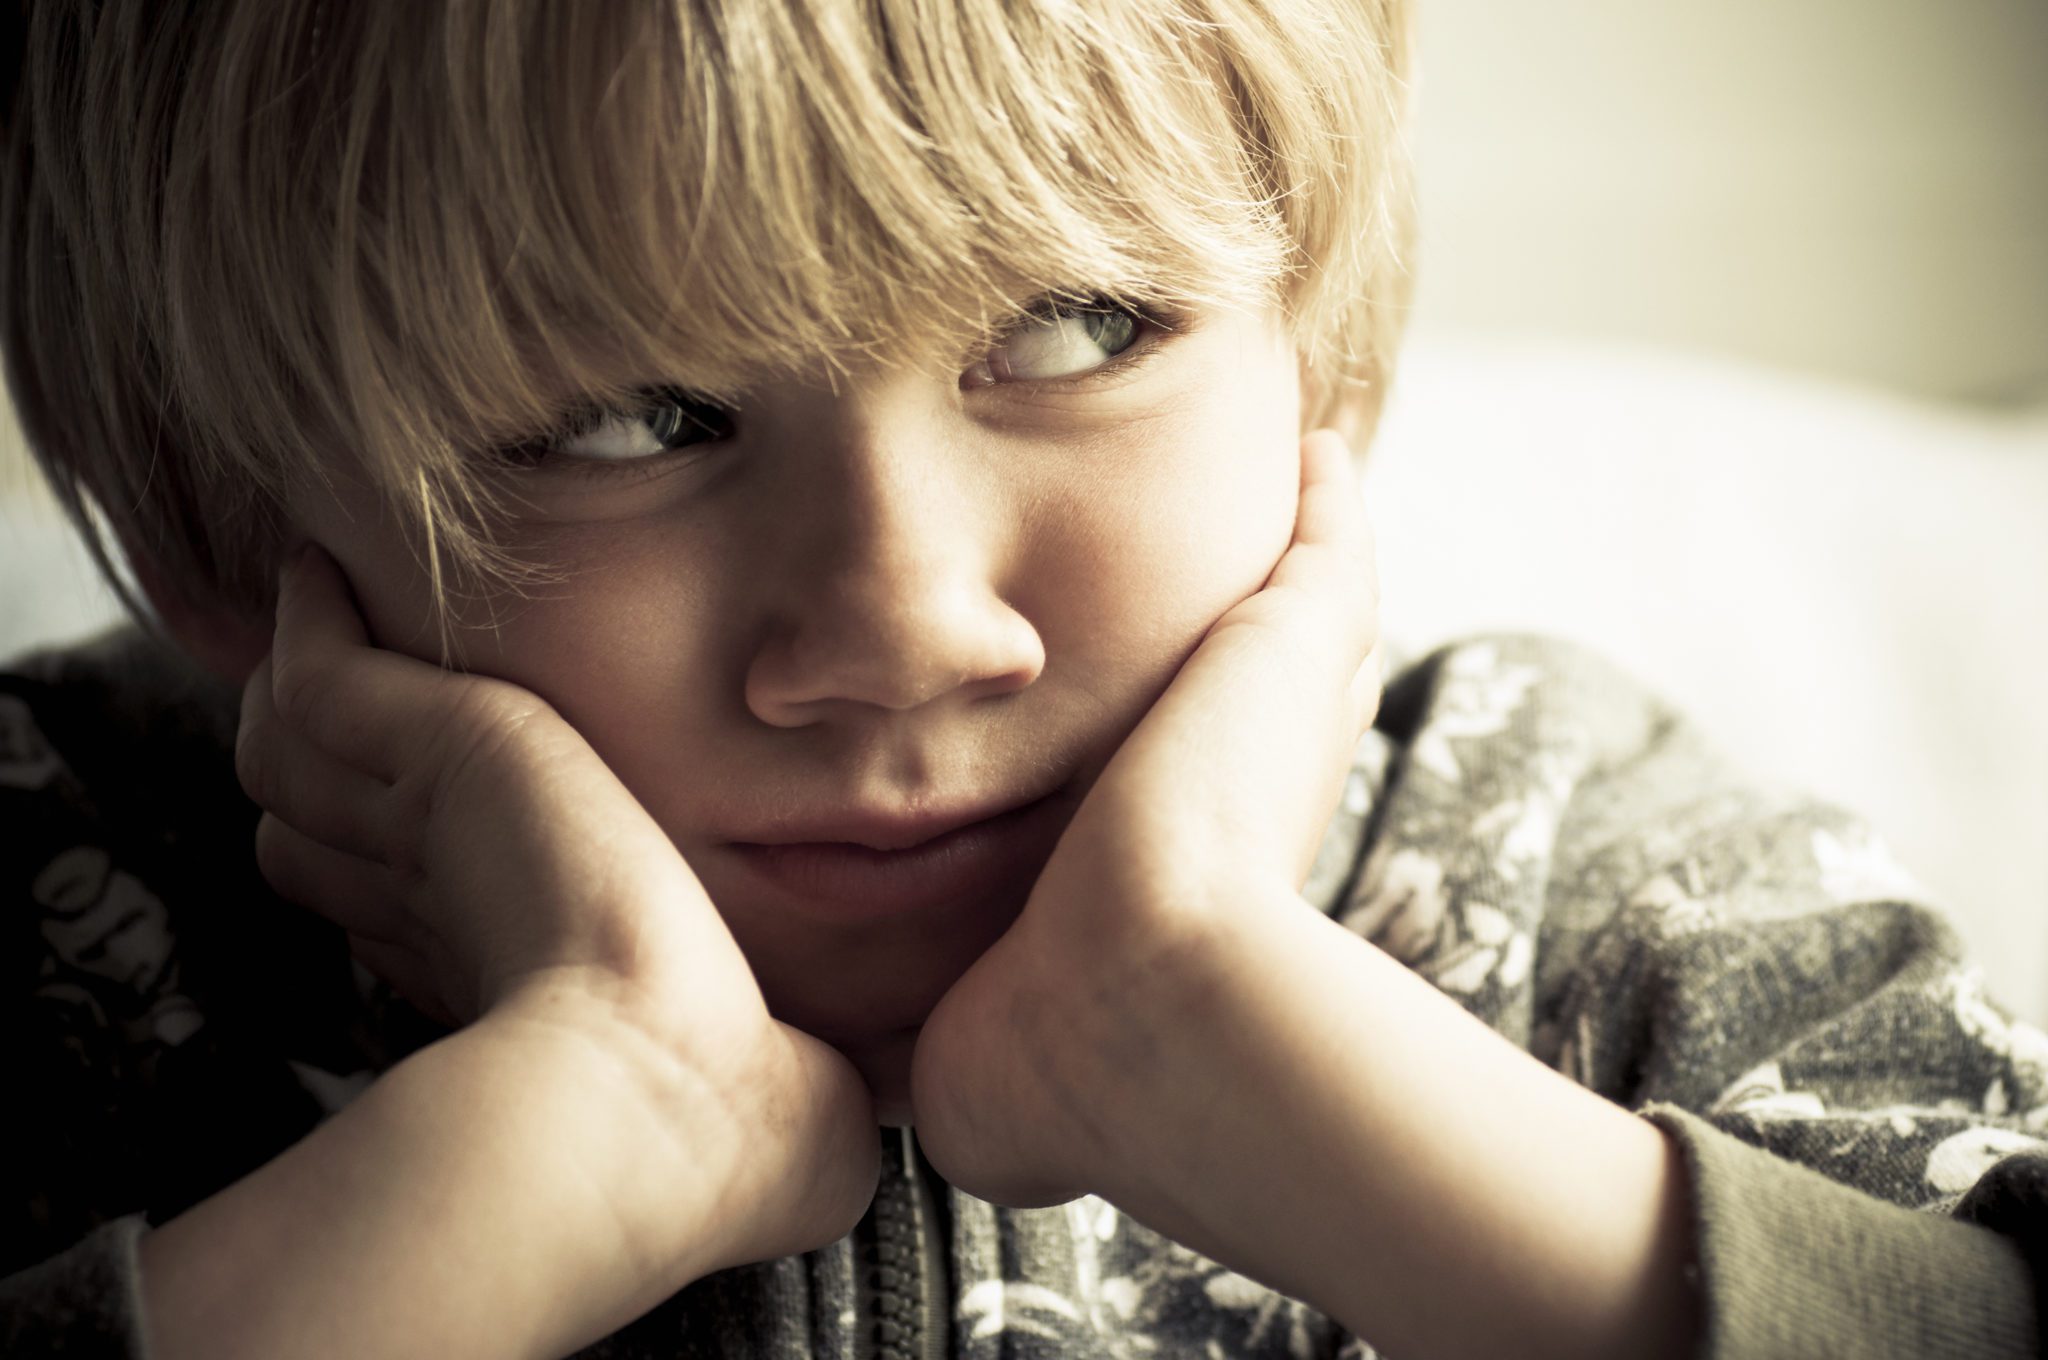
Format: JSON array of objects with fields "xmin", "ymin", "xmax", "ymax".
[{"xmin": 743, "ymin": 437, "xmax": 1045, "ymax": 727}]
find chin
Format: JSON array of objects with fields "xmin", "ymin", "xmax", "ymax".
[{"xmin": 830, "ymin": 1024, "xmax": 920, "ymax": 1127}]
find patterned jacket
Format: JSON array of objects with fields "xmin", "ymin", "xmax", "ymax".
[{"xmin": 2, "ymin": 627, "xmax": 2042, "ymax": 1357}]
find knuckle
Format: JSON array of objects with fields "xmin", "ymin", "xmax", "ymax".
[
  {"xmin": 381, "ymin": 678, "xmax": 560, "ymax": 881},
  {"xmin": 240, "ymin": 655, "xmax": 273, "ymax": 717},
  {"xmin": 386, "ymin": 843, "xmax": 430, "ymax": 896},
  {"xmin": 433, "ymin": 681, "xmax": 553, "ymax": 779},
  {"xmin": 269, "ymin": 650, "xmax": 339, "ymax": 733},
  {"xmin": 377, "ymin": 792, "xmax": 431, "ymax": 886},
  {"xmin": 1350, "ymin": 667, "xmax": 1383, "ymax": 730},
  {"xmin": 1351, "ymin": 599, "xmax": 1381, "ymax": 657},
  {"xmin": 459, "ymin": 679, "xmax": 543, "ymax": 731},
  {"xmin": 252, "ymin": 814, "xmax": 297, "ymax": 893},
  {"xmin": 1348, "ymin": 533, "xmax": 1378, "ymax": 582},
  {"xmin": 234, "ymin": 721, "xmax": 277, "ymax": 806}
]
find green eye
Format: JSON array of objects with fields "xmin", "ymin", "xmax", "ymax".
[
  {"xmin": 641, "ymin": 390, "xmax": 734, "ymax": 449},
  {"xmin": 507, "ymin": 387, "xmax": 734, "ymax": 468},
  {"xmin": 964, "ymin": 297, "xmax": 1159, "ymax": 388}
]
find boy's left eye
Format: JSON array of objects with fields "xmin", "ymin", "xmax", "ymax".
[{"xmin": 961, "ymin": 299, "xmax": 1155, "ymax": 389}]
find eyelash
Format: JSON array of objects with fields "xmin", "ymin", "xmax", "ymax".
[
  {"xmin": 501, "ymin": 296, "xmax": 1191, "ymax": 483},
  {"xmin": 996, "ymin": 296, "xmax": 1188, "ymax": 393}
]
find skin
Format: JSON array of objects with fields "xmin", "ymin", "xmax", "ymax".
[
  {"xmin": 183, "ymin": 298, "xmax": 1697, "ymax": 1355},
  {"xmin": 285, "ymin": 300, "xmax": 1307, "ymax": 1122}
]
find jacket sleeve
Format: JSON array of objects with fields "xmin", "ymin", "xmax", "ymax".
[
  {"xmin": 1548, "ymin": 723, "xmax": 2048, "ymax": 1358},
  {"xmin": 1331, "ymin": 635, "xmax": 2048, "ymax": 1358},
  {"xmin": 0, "ymin": 679, "xmax": 167, "ymax": 1357},
  {"xmin": 1647, "ymin": 1104, "xmax": 2039, "ymax": 1358},
  {"xmin": 0, "ymin": 1214, "xmax": 152, "ymax": 1358}
]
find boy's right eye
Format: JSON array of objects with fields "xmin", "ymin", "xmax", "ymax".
[{"xmin": 505, "ymin": 387, "xmax": 735, "ymax": 469}]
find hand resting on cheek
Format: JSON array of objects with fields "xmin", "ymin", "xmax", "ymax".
[
  {"xmin": 234, "ymin": 544, "xmax": 881, "ymax": 1268},
  {"xmin": 232, "ymin": 424, "xmax": 1376, "ymax": 1246},
  {"xmin": 911, "ymin": 429, "xmax": 1383, "ymax": 1206}
]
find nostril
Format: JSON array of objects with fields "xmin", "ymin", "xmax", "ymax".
[{"xmin": 743, "ymin": 596, "xmax": 1044, "ymax": 725}]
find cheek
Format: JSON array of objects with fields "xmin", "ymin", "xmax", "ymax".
[
  {"xmin": 315, "ymin": 513, "xmax": 727, "ymax": 768},
  {"xmin": 1161, "ymin": 412, "xmax": 1299, "ymax": 594},
  {"xmin": 455, "ymin": 536, "xmax": 728, "ymax": 760},
  {"xmin": 1028, "ymin": 403, "xmax": 1300, "ymax": 690}
]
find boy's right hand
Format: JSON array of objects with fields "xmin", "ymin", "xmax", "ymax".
[{"xmin": 233, "ymin": 544, "xmax": 879, "ymax": 1276}]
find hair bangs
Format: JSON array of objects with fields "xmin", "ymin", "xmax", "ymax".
[
  {"xmin": 351, "ymin": 0, "xmax": 1303, "ymax": 442},
  {"xmin": 3, "ymin": 0, "xmax": 1412, "ymax": 632}
]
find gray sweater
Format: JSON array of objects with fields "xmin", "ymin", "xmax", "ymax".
[{"xmin": 2, "ymin": 628, "xmax": 2040, "ymax": 1358}]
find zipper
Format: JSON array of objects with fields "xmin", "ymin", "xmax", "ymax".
[
  {"xmin": 908, "ymin": 1128, "xmax": 950, "ymax": 1360},
  {"xmin": 859, "ymin": 1126, "xmax": 950, "ymax": 1359}
]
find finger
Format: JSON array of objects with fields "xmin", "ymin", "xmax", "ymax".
[
  {"xmin": 1270, "ymin": 428, "xmax": 1378, "ymax": 598},
  {"xmin": 239, "ymin": 656, "xmax": 396, "ymax": 862},
  {"xmin": 253, "ymin": 812, "xmax": 409, "ymax": 942},
  {"xmin": 1349, "ymin": 640, "xmax": 1387, "ymax": 733},
  {"xmin": 273, "ymin": 541, "xmax": 369, "ymax": 652},
  {"xmin": 267, "ymin": 544, "xmax": 456, "ymax": 782},
  {"xmin": 1261, "ymin": 430, "xmax": 1379, "ymax": 668}
]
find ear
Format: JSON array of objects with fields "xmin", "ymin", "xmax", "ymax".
[{"xmin": 126, "ymin": 547, "xmax": 274, "ymax": 686}]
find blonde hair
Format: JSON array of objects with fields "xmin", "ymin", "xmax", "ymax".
[{"xmin": 1, "ymin": 0, "xmax": 1415, "ymax": 633}]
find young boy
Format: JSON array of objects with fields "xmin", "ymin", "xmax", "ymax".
[{"xmin": 3, "ymin": 2, "xmax": 2043, "ymax": 1357}]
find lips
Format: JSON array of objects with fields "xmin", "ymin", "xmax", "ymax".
[
  {"xmin": 729, "ymin": 790, "xmax": 1060, "ymax": 852},
  {"xmin": 723, "ymin": 788, "xmax": 1069, "ymax": 922}
]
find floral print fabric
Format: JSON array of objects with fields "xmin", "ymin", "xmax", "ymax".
[{"xmin": 5, "ymin": 628, "xmax": 2045, "ymax": 1357}]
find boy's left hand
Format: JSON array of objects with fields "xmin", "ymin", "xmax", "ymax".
[{"xmin": 911, "ymin": 429, "xmax": 1382, "ymax": 1205}]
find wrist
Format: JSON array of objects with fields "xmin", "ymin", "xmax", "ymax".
[
  {"xmin": 1042, "ymin": 883, "xmax": 1303, "ymax": 1189},
  {"xmin": 463, "ymin": 990, "xmax": 761, "ymax": 1284},
  {"xmin": 489, "ymin": 961, "xmax": 769, "ymax": 1119},
  {"xmin": 137, "ymin": 1012, "xmax": 754, "ymax": 1360},
  {"xmin": 1069, "ymin": 898, "xmax": 1699, "ymax": 1360}
]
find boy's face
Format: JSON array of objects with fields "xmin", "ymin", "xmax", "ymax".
[{"xmin": 293, "ymin": 302, "xmax": 1307, "ymax": 1109}]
